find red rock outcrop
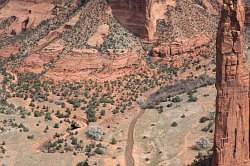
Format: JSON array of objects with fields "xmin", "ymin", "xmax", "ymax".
[
  {"xmin": 108, "ymin": 0, "xmax": 154, "ymax": 40},
  {"xmin": 108, "ymin": 0, "xmax": 174, "ymax": 40},
  {"xmin": 213, "ymin": 0, "xmax": 250, "ymax": 166},
  {"xmin": 150, "ymin": 33, "xmax": 213, "ymax": 68}
]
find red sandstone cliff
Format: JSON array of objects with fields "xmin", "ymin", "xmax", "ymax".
[
  {"xmin": 108, "ymin": 0, "xmax": 175, "ymax": 40},
  {"xmin": 151, "ymin": 33, "xmax": 212, "ymax": 68},
  {"xmin": 108, "ymin": 0, "xmax": 154, "ymax": 39},
  {"xmin": 246, "ymin": 0, "xmax": 250, "ymax": 25},
  {"xmin": 213, "ymin": 0, "xmax": 250, "ymax": 166}
]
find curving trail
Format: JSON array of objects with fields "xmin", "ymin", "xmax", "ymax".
[
  {"xmin": 124, "ymin": 76, "xmax": 216, "ymax": 166},
  {"xmin": 125, "ymin": 108, "xmax": 145, "ymax": 166},
  {"xmin": 124, "ymin": 87, "xmax": 159, "ymax": 166}
]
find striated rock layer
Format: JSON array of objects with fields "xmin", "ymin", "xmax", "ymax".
[
  {"xmin": 213, "ymin": 0, "xmax": 250, "ymax": 166},
  {"xmin": 246, "ymin": 0, "xmax": 250, "ymax": 62},
  {"xmin": 246, "ymin": 0, "xmax": 250, "ymax": 25}
]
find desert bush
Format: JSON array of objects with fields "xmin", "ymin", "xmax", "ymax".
[
  {"xmin": 76, "ymin": 160, "xmax": 89, "ymax": 166},
  {"xmin": 193, "ymin": 138, "xmax": 210, "ymax": 151},
  {"xmin": 94, "ymin": 147, "xmax": 105, "ymax": 155},
  {"xmin": 189, "ymin": 154, "xmax": 212, "ymax": 166},
  {"xmin": 171, "ymin": 121, "xmax": 178, "ymax": 127},
  {"xmin": 171, "ymin": 96, "xmax": 181, "ymax": 103},
  {"xmin": 34, "ymin": 110, "xmax": 43, "ymax": 117},
  {"xmin": 54, "ymin": 123, "xmax": 60, "ymax": 128},
  {"xmin": 111, "ymin": 137, "xmax": 117, "ymax": 145},
  {"xmin": 86, "ymin": 126, "xmax": 103, "ymax": 141},
  {"xmin": 27, "ymin": 134, "xmax": 34, "ymax": 139},
  {"xmin": 86, "ymin": 108, "xmax": 96, "ymax": 122},
  {"xmin": 71, "ymin": 137, "xmax": 78, "ymax": 145},
  {"xmin": 188, "ymin": 95, "xmax": 198, "ymax": 102},
  {"xmin": 45, "ymin": 112, "xmax": 52, "ymax": 121}
]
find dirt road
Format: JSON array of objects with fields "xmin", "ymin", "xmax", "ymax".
[
  {"xmin": 124, "ymin": 76, "xmax": 215, "ymax": 166},
  {"xmin": 125, "ymin": 108, "xmax": 145, "ymax": 166}
]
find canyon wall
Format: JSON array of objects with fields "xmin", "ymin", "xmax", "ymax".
[
  {"xmin": 108, "ymin": 0, "xmax": 174, "ymax": 40},
  {"xmin": 213, "ymin": 0, "xmax": 250, "ymax": 166},
  {"xmin": 246, "ymin": 0, "xmax": 250, "ymax": 25},
  {"xmin": 108, "ymin": 0, "xmax": 222, "ymax": 40},
  {"xmin": 108, "ymin": 0, "xmax": 154, "ymax": 40},
  {"xmin": 246, "ymin": 0, "xmax": 250, "ymax": 63}
]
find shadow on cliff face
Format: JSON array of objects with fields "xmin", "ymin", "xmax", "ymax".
[{"xmin": 107, "ymin": 0, "xmax": 149, "ymax": 39}]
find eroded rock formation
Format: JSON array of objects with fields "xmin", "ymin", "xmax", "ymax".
[
  {"xmin": 151, "ymin": 33, "xmax": 212, "ymax": 68},
  {"xmin": 108, "ymin": 0, "xmax": 154, "ymax": 39},
  {"xmin": 108, "ymin": 0, "xmax": 175, "ymax": 40},
  {"xmin": 213, "ymin": 0, "xmax": 250, "ymax": 165}
]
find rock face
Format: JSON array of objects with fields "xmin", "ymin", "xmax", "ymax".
[
  {"xmin": 246, "ymin": 0, "xmax": 250, "ymax": 62},
  {"xmin": 213, "ymin": 0, "xmax": 250, "ymax": 166},
  {"xmin": 148, "ymin": 0, "xmax": 219, "ymax": 70},
  {"xmin": 108, "ymin": 0, "xmax": 222, "ymax": 40},
  {"xmin": 246, "ymin": 0, "xmax": 250, "ymax": 25},
  {"xmin": 151, "ymin": 33, "xmax": 213, "ymax": 68},
  {"xmin": 108, "ymin": 0, "xmax": 174, "ymax": 40},
  {"xmin": 199, "ymin": 0, "xmax": 223, "ymax": 14},
  {"xmin": 108, "ymin": 0, "xmax": 154, "ymax": 40}
]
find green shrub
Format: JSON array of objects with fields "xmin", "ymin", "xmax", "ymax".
[
  {"xmin": 158, "ymin": 106, "xmax": 164, "ymax": 113},
  {"xmin": 71, "ymin": 137, "xmax": 78, "ymax": 145},
  {"xmin": 45, "ymin": 112, "xmax": 52, "ymax": 121},
  {"xmin": 34, "ymin": 110, "xmax": 42, "ymax": 117},
  {"xmin": 76, "ymin": 160, "xmax": 89, "ymax": 166},
  {"xmin": 171, "ymin": 121, "xmax": 178, "ymax": 127},
  {"xmin": 86, "ymin": 108, "xmax": 96, "ymax": 122},
  {"xmin": 54, "ymin": 123, "xmax": 60, "ymax": 128},
  {"xmin": 171, "ymin": 96, "xmax": 181, "ymax": 103},
  {"xmin": 68, "ymin": 99, "xmax": 81, "ymax": 108},
  {"xmin": 100, "ymin": 110, "xmax": 105, "ymax": 116},
  {"xmin": 94, "ymin": 147, "xmax": 105, "ymax": 155},
  {"xmin": 188, "ymin": 94, "xmax": 198, "ymax": 102},
  {"xmin": 27, "ymin": 134, "xmax": 34, "ymax": 139},
  {"xmin": 111, "ymin": 137, "xmax": 117, "ymax": 145}
]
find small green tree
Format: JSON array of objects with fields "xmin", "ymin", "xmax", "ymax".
[
  {"xmin": 171, "ymin": 96, "xmax": 181, "ymax": 103},
  {"xmin": 111, "ymin": 137, "xmax": 117, "ymax": 145},
  {"xmin": 45, "ymin": 112, "xmax": 52, "ymax": 121},
  {"xmin": 71, "ymin": 137, "xmax": 78, "ymax": 145},
  {"xmin": 188, "ymin": 95, "xmax": 198, "ymax": 102},
  {"xmin": 54, "ymin": 123, "xmax": 60, "ymax": 128}
]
